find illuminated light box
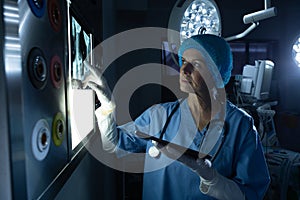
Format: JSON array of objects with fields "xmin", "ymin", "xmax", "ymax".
[{"xmin": 67, "ymin": 7, "xmax": 95, "ymax": 153}]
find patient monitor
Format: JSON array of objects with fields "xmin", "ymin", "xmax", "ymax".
[{"xmin": 240, "ymin": 60, "xmax": 274, "ymax": 100}]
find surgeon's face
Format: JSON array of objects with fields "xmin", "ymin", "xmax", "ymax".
[{"xmin": 179, "ymin": 49, "xmax": 210, "ymax": 95}]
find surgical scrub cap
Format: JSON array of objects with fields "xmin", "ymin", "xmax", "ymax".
[{"xmin": 178, "ymin": 34, "xmax": 233, "ymax": 87}]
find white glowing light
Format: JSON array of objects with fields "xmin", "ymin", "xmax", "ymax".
[
  {"xmin": 292, "ymin": 36, "xmax": 300, "ymax": 67},
  {"xmin": 180, "ymin": 0, "xmax": 221, "ymax": 43},
  {"xmin": 191, "ymin": 3, "xmax": 197, "ymax": 10}
]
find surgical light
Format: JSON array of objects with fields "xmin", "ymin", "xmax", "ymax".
[
  {"xmin": 292, "ymin": 36, "xmax": 300, "ymax": 67},
  {"xmin": 168, "ymin": 0, "xmax": 221, "ymax": 46},
  {"xmin": 180, "ymin": 0, "xmax": 221, "ymax": 43}
]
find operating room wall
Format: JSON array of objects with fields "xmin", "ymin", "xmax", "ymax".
[{"xmin": 55, "ymin": 151, "xmax": 123, "ymax": 200}]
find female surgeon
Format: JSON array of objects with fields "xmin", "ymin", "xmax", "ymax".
[{"xmin": 83, "ymin": 34, "xmax": 270, "ymax": 200}]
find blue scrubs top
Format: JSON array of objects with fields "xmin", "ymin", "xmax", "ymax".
[{"xmin": 116, "ymin": 99, "xmax": 270, "ymax": 200}]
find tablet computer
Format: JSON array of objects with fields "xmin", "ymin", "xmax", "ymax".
[{"xmin": 136, "ymin": 131, "xmax": 206, "ymax": 159}]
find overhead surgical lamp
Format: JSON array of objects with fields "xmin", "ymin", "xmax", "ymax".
[
  {"xmin": 168, "ymin": 0, "xmax": 277, "ymax": 45},
  {"xmin": 292, "ymin": 36, "xmax": 300, "ymax": 67},
  {"xmin": 168, "ymin": 0, "xmax": 221, "ymax": 47}
]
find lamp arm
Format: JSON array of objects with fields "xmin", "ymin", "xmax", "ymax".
[
  {"xmin": 224, "ymin": 22, "xmax": 259, "ymax": 42},
  {"xmin": 224, "ymin": 1, "xmax": 277, "ymax": 42}
]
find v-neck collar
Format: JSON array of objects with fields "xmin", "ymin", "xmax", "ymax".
[{"xmin": 169, "ymin": 99, "xmax": 204, "ymax": 151}]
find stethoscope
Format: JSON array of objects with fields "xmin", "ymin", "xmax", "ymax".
[{"xmin": 148, "ymin": 99, "xmax": 226, "ymax": 162}]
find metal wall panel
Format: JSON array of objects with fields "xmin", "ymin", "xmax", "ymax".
[
  {"xmin": 0, "ymin": 1, "xmax": 13, "ymax": 198},
  {"xmin": 2, "ymin": 0, "xmax": 69, "ymax": 198},
  {"xmin": 19, "ymin": 0, "xmax": 69, "ymax": 198}
]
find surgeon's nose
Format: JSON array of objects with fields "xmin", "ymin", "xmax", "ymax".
[{"xmin": 181, "ymin": 62, "xmax": 194, "ymax": 75}]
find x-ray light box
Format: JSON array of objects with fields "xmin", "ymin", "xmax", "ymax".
[{"xmin": 68, "ymin": 6, "xmax": 95, "ymax": 153}]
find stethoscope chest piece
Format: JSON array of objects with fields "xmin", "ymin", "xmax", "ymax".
[{"xmin": 149, "ymin": 140, "xmax": 161, "ymax": 158}]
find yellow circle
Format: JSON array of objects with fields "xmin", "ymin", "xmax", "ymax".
[{"xmin": 52, "ymin": 112, "xmax": 65, "ymax": 146}]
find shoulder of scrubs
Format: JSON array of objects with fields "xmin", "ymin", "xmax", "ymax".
[
  {"xmin": 223, "ymin": 101, "xmax": 270, "ymax": 199},
  {"xmin": 134, "ymin": 100, "xmax": 181, "ymax": 127}
]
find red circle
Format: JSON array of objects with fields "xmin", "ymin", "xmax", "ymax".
[
  {"xmin": 50, "ymin": 55, "xmax": 63, "ymax": 88},
  {"xmin": 48, "ymin": 0, "xmax": 62, "ymax": 32}
]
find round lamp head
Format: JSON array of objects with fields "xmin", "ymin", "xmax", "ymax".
[
  {"xmin": 168, "ymin": 0, "xmax": 222, "ymax": 46},
  {"xmin": 180, "ymin": 0, "xmax": 221, "ymax": 43},
  {"xmin": 292, "ymin": 36, "xmax": 300, "ymax": 67}
]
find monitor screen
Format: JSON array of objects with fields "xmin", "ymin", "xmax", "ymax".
[
  {"xmin": 240, "ymin": 64, "xmax": 258, "ymax": 95},
  {"xmin": 68, "ymin": 10, "xmax": 95, "ymax": 152},
  {"xmin": 240, "ymin": 60, "xmax": 274, "ymax": 101},
  {"xmin": 254, "ymin": 60, "xmax": 274, "ymax": 100},
  {"xmin": 71, "ymin": 15, "xmax": 93, "ymax": 88}
]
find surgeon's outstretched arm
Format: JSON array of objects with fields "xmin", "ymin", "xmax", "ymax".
[{"xmin": 82, "ymin": 61, "xmax": 118, "ymax": 153}]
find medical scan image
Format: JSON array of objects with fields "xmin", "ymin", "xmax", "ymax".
[{"xmin": 71, "ymin": 16, "xmax": 92, "ymax": 89}]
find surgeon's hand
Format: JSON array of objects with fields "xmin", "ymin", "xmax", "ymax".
[
  {"xmin": 82, "ymin": 61, "xmax": 117, "ymax": 153},
  {"xmin": 156, "ymin": 142, "xmax": 246, "ymax": 200},
  {"xmin": 155, "ymin": 142, "xmax": 216, "ymax": 181},
  {"xmin": 82, "ymin": 61, "xmax": 115, "ymax": 114}
]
